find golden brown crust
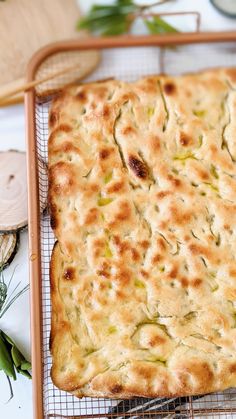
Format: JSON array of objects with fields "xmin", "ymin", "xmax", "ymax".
[{"xmin": 49, "ymin": 69, "xmax": 236, "ymax": 398}]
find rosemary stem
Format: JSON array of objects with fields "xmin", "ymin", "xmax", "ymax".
[
  {"xmin": 140, "ymin": 0, "xmax": 173, "ymax": 11},
  {"xmin": 5, "ymin": 374, "xmax": 13, "ymax": 402}
]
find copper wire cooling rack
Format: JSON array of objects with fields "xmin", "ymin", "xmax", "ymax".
[{"xmin": 25, "ymin": 32, "xmax": 236, "ymax": 419}]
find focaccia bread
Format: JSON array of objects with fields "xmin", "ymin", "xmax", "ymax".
[{"xmin": 48, "ymin": 69, "xmax": 236, "ymax": 398}]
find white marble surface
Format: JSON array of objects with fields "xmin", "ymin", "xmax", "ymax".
[{"xmin": 0, "ymin": 0, "xmax": 235, "ymax": 418}]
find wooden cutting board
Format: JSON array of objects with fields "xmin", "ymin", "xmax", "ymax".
[{"xmin": 0, "ymin": 0, "xmax": 87, "ymax": 105}]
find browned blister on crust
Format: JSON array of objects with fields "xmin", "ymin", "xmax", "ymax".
[{"xmin": 49, "ymin": 70, "xmax": 236, "ymax": 398}]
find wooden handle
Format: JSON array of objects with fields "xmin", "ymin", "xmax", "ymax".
[{"xmin": 0, "ymin": 62, "xmax": 81, "ymax": 104}]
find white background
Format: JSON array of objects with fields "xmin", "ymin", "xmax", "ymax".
[{"xmin": 0, "ymin": 0, "xmax": 235, "ymax": 418}]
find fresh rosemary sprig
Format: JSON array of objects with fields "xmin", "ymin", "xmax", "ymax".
[
  {"xmin": 0, "ymin": 267, "xmax": 29, "ymax": 318},
  {"xmin": 77, "ymin": 0, "xmax": 178, "ymax": 36},
  {"xmin": 0, "ymin": 268, "xmax": 31, "ymax": 401},
  {"xmin": 144, "ymin": 15, "xmax": 179, "ymax": 34},
  {"xmin": 78, "ymin": 0, "xmax": 138, "ymax": 36}
]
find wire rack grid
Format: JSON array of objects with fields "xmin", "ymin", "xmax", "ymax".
[{"xmin": 35, "ymin": 41, "xmax": 236, "ymax": 419}]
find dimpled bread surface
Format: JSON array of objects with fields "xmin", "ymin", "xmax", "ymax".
[{"xmin": 48, "ymin": 69, "xmax": 236, "ymax": 398}]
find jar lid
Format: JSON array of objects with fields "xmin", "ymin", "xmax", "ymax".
[{"xmin": 210, "ymin": 0, "xmax": 236, "ymax": 17}]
